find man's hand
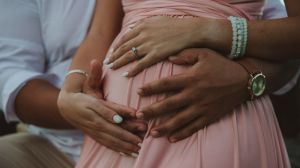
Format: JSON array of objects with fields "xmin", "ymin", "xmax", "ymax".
[
  {"xmin": 58, "ymin": 60, "xmax": 146, "ymax": 156},
  {"xmin": 136, "ymin": 49, "xmax": 249, "ymax": 142}
]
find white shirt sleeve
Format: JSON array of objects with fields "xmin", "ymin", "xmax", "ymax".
[
  {"xmin": 0, "ymin": 0, "xmax": 57, "ymax": 122},
  {"xmin": 262, "ymin": 0, "xmax": 287, "ymax": 19}
]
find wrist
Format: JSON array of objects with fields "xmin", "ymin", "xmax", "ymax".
[
  {"xmin": 62, "ymin": 74, "xmax": 86, "ymax": 93},
  {"xmin": 192, "ymin": 18, "xmax": 232, "ymax": 54},
  {"xmin": 237, "ymin": 59, "xmax": 267, "ymax": 100},
  {"xmin": 234, "ymin": 62, "xmax": 250, "ymax": 102}
]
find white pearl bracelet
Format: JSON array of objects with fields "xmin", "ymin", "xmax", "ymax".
[
  {"xmin": 227, "ymin": 16, "xmax": 248, "ymax": 59},
  {"xmin": 65, "ymin": 69, "xmax": 88, "ymax": 78}
]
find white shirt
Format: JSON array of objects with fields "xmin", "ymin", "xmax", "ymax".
[
  {"xmin": 0, "ymin": 0, "xmax": 288, "ymax": 162},
  {"xmin": 0, "ymin": 0, "xmax": 95, "ymax": 161}
]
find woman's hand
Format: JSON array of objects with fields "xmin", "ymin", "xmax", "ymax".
[
  {"xmin": 135, "ymin": 49, "xmax": 248, "ymax": 142},
  {"xmin": 58, "ymin": 60, "xmax": 146, "ymax": 156},
  {"xmin": 104, "ymin": 16, "xmax": 222, "ymax": 77}
]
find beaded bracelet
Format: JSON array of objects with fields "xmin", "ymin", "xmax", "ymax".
[{"xmin": 227, "ymin": 16, "xmax": 248, "ymax": 59}]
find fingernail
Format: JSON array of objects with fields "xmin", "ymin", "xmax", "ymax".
[
  {"xmin": 112, "ymin": 114, "xmax": 123, "ymax": 124},
  {"xmin": 168, "ymin": 56, "xmax": 177, "ymax": 61},
  {"xmin": 129, "ymin": 24, "xmax": 135, "ymax": 30},
  {"xmin": 136, "ymin": 112, "xmax": 144, "ymax": 119},
  {"xmin": 120, "ymin": 152, "xmax": 126, "ymax": 156},
  {"xmin": 108, "ymin": 48, "xmax": 114, "ymax": 57},
  {"xmin": 138, "ymin": 143, "xmax": 142, "ymax": 147},
  {"xmin": 151, "ymin": 130, "xmax": 159, "ymax": 137},
  {"xmin": 169, "ymin": 137, "xmax": 177, "ymax": 143},
  {"xmin": 131, "ymin": 153, "xmax": 139, "ymax": 158},
  {"xmin": 137, "ymin": 88, "xmax": 144, "ymax": 96},
  {"xmin": 106, "ymin": 49, "xmax": 113, "ymax": 60},
  {"xmin": 107, "ymin": 63, "xmax": 114, "ymax": 69},
  {"xmin": 121, "ymin": 71, "xmax": 129, "ymax": 77},
  {"xmin": 103, "ymin": 58, "xmax": 110, "ymax": 65},
  {"xmin": 138, "ymin": 125, "xmax": 147, "ymax": 131}
]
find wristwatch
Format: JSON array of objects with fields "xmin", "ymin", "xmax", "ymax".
[{"xmin": 237, "ymin": 59, "xmax": 267, "ymax": 100}]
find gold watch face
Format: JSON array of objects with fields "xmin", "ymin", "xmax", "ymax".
[{"xmin": 251, "ymin": 73, "xmax": 266, "ymax": 97}]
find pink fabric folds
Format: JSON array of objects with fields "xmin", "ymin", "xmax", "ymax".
[{"xmin": 76, "ymin": 0, "xmax": 290, "ymax": 168}]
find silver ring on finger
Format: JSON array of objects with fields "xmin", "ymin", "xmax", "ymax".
[{"xmin": 131, "ymin": 47, "xmax": 141, "ymax": 60}]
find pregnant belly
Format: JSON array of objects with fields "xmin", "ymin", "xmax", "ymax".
[{"xmin": 102, "ymin": 60, "xmax": 188, "ymax": 110}]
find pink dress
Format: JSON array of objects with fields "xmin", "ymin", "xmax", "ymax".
[{"xmin": 76, "ymin": 0, "xmax": 290, "ymax": 167}]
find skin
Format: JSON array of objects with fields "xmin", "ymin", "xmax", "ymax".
[
  {"xmin": 14, "ymin": 0, "xmax": 145, "ymax": 156},
  {"xmin": 15, "ymin": 79, "xmax": 73, "ymax": 129},
  {"xmin": 58, "ymin": 0, "xmax": 299, "ymax": 155},
  {"xmin": 136, "ymin": 48, "xmax": 299, "ymax": 142},
  {"xmin": 58, "ymin": 0, "xmax": 146, "ymax": 156},
  {"xmin": 106, "ymin": 0, "xmax": 300, "ymax": 76},
  {"xmin": 84, "ymin": 48, "xmax": 298, "ymax": 143},
  {"xmin": 59, "ymin": 60, "xmax": 145, "ymax": 156}
]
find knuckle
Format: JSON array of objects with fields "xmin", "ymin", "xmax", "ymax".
[
  {"xmin": 126, "ymin": 51, "xmax": 135, "ymax": 61},
  {"xmin": 168, "ymin": 119, "xmax": 180, "ymax": 129},
  {"xmin": 175, "ymin": 115, "xmax": 187, "ymax": 125},
  {"xmin": 162, "ymin": 99, "xmax": 173, "ymax": 109},
  {"xmin": 93, "ymin": 120, "xmax": 104, "ymax": 130},
  {"xmin": 119, "ymin": 131, "xmax": 126, "ymax": 139},
  {"xmin": 150, "ymin": 48, "xmax": 158, "ymax": 56},
  {"xmin": 102, "ymin": 110, "xmax": 114, "ymax": 120},
  {"xmin": 162, "ymin": 122, "xmax": 174, "ymax": 133},
  {"xmin": 109, "ymin": 139, "xmax": 119, "ymax": 148},
  {"xmin": 122, "ymin": 43, "xmax": 129, "ymax": 50},
  {"xmin": 119, "ymin": 45, "xmax": 128, "ymax": 54},
  {"xmin": 88, "ymin": 100, "xmax": 99, "ymax": 110},
  {"xmin": 146, "ymin": 107, "xmax": 156, "ymax": 117},
  {"xmin": 139, "ymin": 34, "xmax": 146, "ymax": 41}
]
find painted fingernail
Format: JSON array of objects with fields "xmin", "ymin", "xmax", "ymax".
[
  {"xmin": 112, "ymin": 114, "xmax": 123, "ymax": 124},
  {"xmin": 121, "ymin": 71, "xmax": 129, "ymax": 77},
  {"xmin": 129, "ymin": 24, "xmax": 135, "ymax": 30},
  {"xmin": 103, "ymin": 58, "xmax": 110, "ymax": 65},
  {"xmin": 120, "ymin": 152, "xmax": 126, "ymax": 156},
  {"xmin": 131, "ymin": 153, "xmax": 139, "ymax": 158},
  {"xmin": 151, "ymin": 130, "xmax": 159, "ymax": 137},
  {"xmin": 108, "ymin": 48, "xmax": 114, "ymax": 56},
  {"xmin": 107, "ymin": 63, "xmax": 114, "ymax": 69},
  {"xmin": 136, "ymin": 112, "xmax": 144, "ymax": 119}
]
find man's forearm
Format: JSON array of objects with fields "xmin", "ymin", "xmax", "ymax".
[{"xmin": 15, "ymin": 79, "xmax": 73, "ymax": 129}]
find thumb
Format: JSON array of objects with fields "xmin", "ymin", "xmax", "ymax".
[
  {"xmin": 168, "ymin": 50, "xmax": 199, "ymax": 65},
  {"xmin": 85, "ymin": 59, "xmax": 103, "ymax": 98}
]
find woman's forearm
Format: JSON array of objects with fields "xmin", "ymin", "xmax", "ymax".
[
  {"xmin": 64, "ymin": 0, "xmax": 123, "ymax": 92},
  {"xmin": 246, "ymin": 17, "xmax": 300, "ymax": 60},
  {"xmin": 203, "ymin": 18, "xmax": 300, "ymax": 61},
  {"xmin": 191, "ymin": 0, "xmax": 300, "ymax": 61}
]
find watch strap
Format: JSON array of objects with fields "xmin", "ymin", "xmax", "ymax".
[{"xmin": 237, "ymin": 59, "xmax": 265, "ymax": 100}]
